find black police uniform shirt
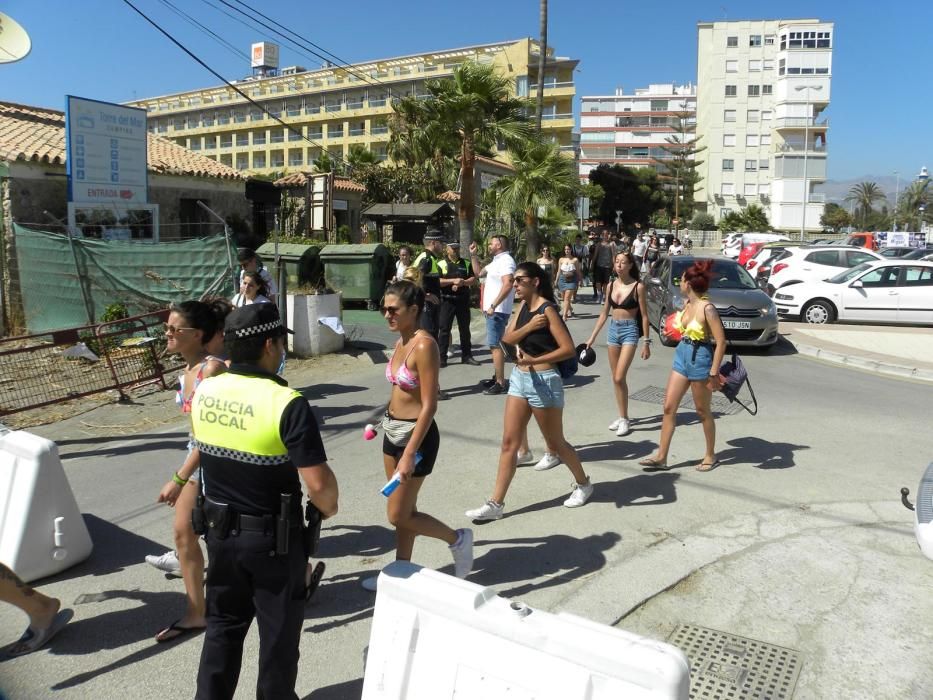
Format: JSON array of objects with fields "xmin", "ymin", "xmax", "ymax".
[
  {"xmin": 439, "ymin": 257, "xmax": 471, "ymax": 299},
  {"xmin": 197, "ymin": 365, "xmax": 327, "ymax": 516}
]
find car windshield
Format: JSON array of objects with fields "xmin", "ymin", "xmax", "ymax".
[
  {"xmin": 826, "ymin": 262, "xmax": 873, "ymax": 284},
  {"xmin": 671, "ymin": 259, "xmax": 758, "ymax": 290}
]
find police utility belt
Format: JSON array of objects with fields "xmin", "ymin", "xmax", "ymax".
[{"xmin": 192, "ymin": 493, "xmax": 322, "ymax": 557}]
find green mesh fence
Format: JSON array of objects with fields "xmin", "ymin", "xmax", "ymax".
[{"xmin": 13, "ymin": 224, "xmax": 237, "ymax": 333}]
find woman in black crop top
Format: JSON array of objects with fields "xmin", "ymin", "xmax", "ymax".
[
  {"xmin": 465, "ymin": 262, "xmax": 594, "ymax": 522},
  {"xmin": 583, "ymin": 251, "xmax": 652, "ymax": 437}
]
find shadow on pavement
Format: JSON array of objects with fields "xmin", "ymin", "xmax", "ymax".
[
  {"xmin": 563, "ymin": 372, "xmax": 598, "ymax": 388},
  {"xmin": 59, "ymin": 436, "xmax": 189, "ymax": 460},
  {"xmin": 575, "ymin": 438, "xmax": 655, "ymax": 463},
  {"xmin": 303, "ymin": 678, "xmax": 364, "ymax": 700},
  {"xmin": 297, "ymin": 383, "xmax": 368, "ymax": 400},
  {"xmin": 592, "ymin": 472, "xmax": 680, "ymax": 508},
  {"xmin": 468, "ymin": 531, "xmax": 621, "ymax": 599},
  {"xmin": 317, "ymin": 524, "xmax": 395, "ymax": 560},
  {"xmin": 302, "ymin": 574, "xmax": 375, "ymax": 633},
  {"xmin": 56, "ymin": 431, "xmax": 188, "ymax": 447},
  {"xmin": 717, "ymin": 435, "xmax": 810, "ymax": 470},
  {"xmin": 311, "ymin": 403, "xmax": 379, "ymax": 424}
]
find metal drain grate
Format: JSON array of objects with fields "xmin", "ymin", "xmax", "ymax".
[
  {"xmin": 669, "ymin": 624, "xmax": 802, "ymax": 699},
  {"xmin": 630, "ymin": 386, "xmax": 744, "ymax": 416}
]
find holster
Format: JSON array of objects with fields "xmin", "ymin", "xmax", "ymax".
[
  {"xmin": 191, "ymin": 494, "xmax": 207, "ymax": 536},
  {"xmin": 303, "ymin": 500, "xmax": 323, "ymax": 558}
]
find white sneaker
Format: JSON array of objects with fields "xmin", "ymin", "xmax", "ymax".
[
  {"xmin": 361, "ymin": 576, "xmax": 378, "ymax": 592},
  {"xmin": 465, "ymin": 500, "xmax": 504, "ymax": 521},
  {"xmin": 450, "ymin": 528, "xmax": 474, "ymax": 578},
  {"xmin": 145, "ymin": 550, "xmax": 181, "ymax": 576},
  {"xmin": 515, "ymin": 450, "xmax": 536, "ymax": 467},
  {"xmin": 533, "ymin": 453, "xmax": 561, "ymax": 471},
  {"xmin": 615, "ymin": 418, "xmax": 632, "ymax": 437},
  {"xmin": 563, "ymin": 479, "xmax": 594, "ymax": 508},
  {"xmin": 608, "ymin": 417, "xmax": 623, "ymax": 431}
]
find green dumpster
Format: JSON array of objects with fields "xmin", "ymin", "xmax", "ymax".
[
  {"xmin": 256, "ymin": 242, "xmax": 324, "ymax": 292},
  {"xmin": 319, "ymin": 243, "xmax": 392, "ymax": 309}
]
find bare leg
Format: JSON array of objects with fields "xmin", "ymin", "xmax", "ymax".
[
  {"xmin": 689, "ymin": 380, "xmax": 717, "ymax": 464},
  {"xmin": 384, "ymin": 455, "xmax": 457, "ymax": 561},
  {"xmin": 157, "ymin": 480, "xmax": 206, "ymax": 639},
  {"xmin": 491, "ymin": 396, "xmax": 533, "ymax": 504},
  {"xmin": 530, "ymin": 405, "xmax": 588, "ymax": 484},
  {"xmin": 612, "ymin": 344, "xmax": 638, "ymax": 419},
  {"xmin": 491, "ymin": 346, "xmax": 506, "ymax": 385},
  {"xmin": 0, "ymin": 564, "xmax": 59, "ymax": 629},
  {"xmin": 651, "ymin": 371, "xmax": 691, "ymax": 463}
]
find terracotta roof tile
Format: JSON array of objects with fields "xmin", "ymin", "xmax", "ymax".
[
  {"xmin": 437, "ymin": 190, "xmax": 460, "ymax": 202},
  {"xmin": 273, "ymin": 171, "xmax": 366, "ymax": 193},
  {"xmin": 0, "ymin": 100, "xmax": 243, "ymax": 180}
]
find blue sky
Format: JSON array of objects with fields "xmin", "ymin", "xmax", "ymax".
[{"xmin": 3, "ymin": 0, "xmax": 931, "ymax": 183}]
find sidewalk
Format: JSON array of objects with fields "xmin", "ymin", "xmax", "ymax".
[{"xmin": 780, "ymin": 321, "xmax": 933, "ymax": 383}]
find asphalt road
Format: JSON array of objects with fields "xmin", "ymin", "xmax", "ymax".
[{"xmin": 2, "ymin": 299, "xmax": 932, "ymax": 699}]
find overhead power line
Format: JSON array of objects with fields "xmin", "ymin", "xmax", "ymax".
[
  {"xmin": 156, "ymin": 0, "xmax": 249, "ymax": 62},
  {"xmin": 119, "ymin": 0, "xmax": 354, "ymax": 170}
]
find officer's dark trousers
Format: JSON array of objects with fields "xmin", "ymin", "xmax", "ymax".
[
  {"xmin": 438, "ymin": 295, "xmax": 473, "ymax": 359},
  {"xmin": 196, "ymin": 529, "xmax": 306, "ymax": 700},
  {"xmin": 420, "ymin": 300, "xmax": 439, "ymax": 339}
]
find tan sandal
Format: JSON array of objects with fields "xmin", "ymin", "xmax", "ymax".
[
  {"xmin": 638, "ymin": 456, "xmax": 668, "ymax": 469},
  {"xmin": 696, "ymin": 460, "xmax": 721, "ymax": 472}
]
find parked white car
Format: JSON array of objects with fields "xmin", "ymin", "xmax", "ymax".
[
  {"xmin": 773, "ymin": 260, "xmax": 933, "ymax": 325},
  {"xmin": 766, "ymin": 245, "xmax": 883, "ymax": 294},
  {"xmin": 722, "ymin": 233, "xmax": 789, "ymax": 259}
]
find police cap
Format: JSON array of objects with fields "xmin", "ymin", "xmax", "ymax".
[{"xmin": 224, "ymin": 303, "xmax": 293, "ymax": 342}]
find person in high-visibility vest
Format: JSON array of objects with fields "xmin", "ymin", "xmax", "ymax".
[
  {"xmin": 191, "ymin": 303, "xmax": 338, "ymax": 700},
  {"xmin": 437, "ymin": 241, "xmax": 479, "ymax": 367},
  {"xmin": 411, "ymin": 229, "xmax": 445, "ymax": 338}
]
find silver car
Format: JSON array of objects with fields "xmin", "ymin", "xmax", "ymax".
[{"xmin": 644, "ymin": 256, "xmax": 779, "ymax": 349}]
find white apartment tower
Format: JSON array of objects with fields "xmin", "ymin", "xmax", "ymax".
[
  {"xmin": 579, "ymin": 84, "xmax": 697, "ymax": 182},
  {"xmin": 695, "ymin": 19, "xmax": 833, "ymax": 231}
]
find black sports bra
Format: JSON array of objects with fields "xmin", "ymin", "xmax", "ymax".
[{"xmin": 609, "ymin": 280, "xmax": 639, "ymax": 310}]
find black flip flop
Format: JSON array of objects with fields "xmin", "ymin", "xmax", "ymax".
[
  {"xmin": 305, "ymin": 561, "xmax": 326, "ymax": 602},
  {"xmin": 155, "ymin": 619, "xmax": 206, "ymax": 644}
]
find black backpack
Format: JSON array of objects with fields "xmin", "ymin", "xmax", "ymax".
[{"xmin": 533, "ymin": 303, "xmax": 578, "ymax": 378}]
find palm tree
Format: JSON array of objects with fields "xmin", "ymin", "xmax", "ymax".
[
  {"xmin": 312, "ymin": 151, "xmax": 337, "ymax": 174},
  {"xmin": 845, "ymin": 182, "xmax": 886, "ymax": 229},
  {"xmin": 895, "ymin": 180, "xmax": 930, "ymax": 231},
  {"xmin": 346, "ymin": 144, "xmax": 379, "ymax": 171},
  {"xmin": 492, "ymin": 138, "xmax": 578, "ymax": 261},
  {"xmin": 420, "ymin": 62, "xmax": 534, "ymax": 248}
]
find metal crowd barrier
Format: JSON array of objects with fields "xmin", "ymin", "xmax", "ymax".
[{"xmin": 0, "ymin": 309, "xmax": 182, "ymax": 416}]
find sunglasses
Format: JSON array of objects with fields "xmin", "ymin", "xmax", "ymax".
[
  {"xmin": 163, "ymin": 324, "xmax": 197, "ymax": 334},
  {"xmin": 513, "ymin": 275, "xmax": 533, "ymax": 283},
  {"xmin": 380, "ymin": 305, "xmax": 402, "ymax": 316}
]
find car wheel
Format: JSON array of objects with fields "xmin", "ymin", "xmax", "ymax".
[
  {"xmin": 801, "ymin": 299, "xmax": 836, "ymax": 324},
  {"xmin": 658, "ymin": 308, "xmax": 679, "ymax": 347}
]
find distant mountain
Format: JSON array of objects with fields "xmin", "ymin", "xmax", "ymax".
[{"xmin": 814, "ymin": 175, "xmax": 901, "ymax": 207}]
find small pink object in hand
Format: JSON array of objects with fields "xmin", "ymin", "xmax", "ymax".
[{"xmin": 363, "ymin": 423, "xmax": 378, "ymax": 441}]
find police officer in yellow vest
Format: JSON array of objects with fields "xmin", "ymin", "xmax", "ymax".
[
  {"xmin": 437, "ymin": 241, "xmax": 480, "ymax": 367},
  {"xmin": 191, "ymin": 303, "xmax": 338, "ymax": 700},
  {"xmin": 411, "ymin": 229, "xmax": 444, "ymax": 338}
]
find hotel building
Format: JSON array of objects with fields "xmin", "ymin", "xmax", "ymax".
[
  {"xmin": 579, "ymin": 83, "xmax": 697, "ymax": 182},
  {"xmin": 128, "ymin": 39, "xmax": 577, "ymax": 176},
  {"xmin": 695, "ymin": 18, "xmax": 833, "ymax": 231}
]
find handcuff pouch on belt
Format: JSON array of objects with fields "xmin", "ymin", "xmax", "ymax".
[{"xmin": 304, "ymin": 500, "xmax": 323, "ymax": 557}]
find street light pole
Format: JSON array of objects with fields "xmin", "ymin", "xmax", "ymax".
[
  {"xmin": 893, "ymin": 171, "xmax": 900, "ymax": 232},
  {"xmin": 795, "ymin": 84, "xmax": 822, "ymax": 242}
]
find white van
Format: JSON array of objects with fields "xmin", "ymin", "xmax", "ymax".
[{"xmin": 722, "ymin": 233, "xmax": 790, "ymax": 259}]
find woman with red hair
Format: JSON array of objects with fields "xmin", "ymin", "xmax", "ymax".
[{"xmin": 639, "ymin": 260, "xmax": 726, "ymax": 472}]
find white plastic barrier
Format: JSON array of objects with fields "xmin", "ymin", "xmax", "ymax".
[
  {"xmin": 362, "ymin": 561, "xmax": 690, "ymax": 700},
  {"xmin": 912, "ymin": 462, "xmax": 933, "ymax": 560},
  {"xmin": 0, "ymin": 430, "xmax": 93, "ymax": 582}
]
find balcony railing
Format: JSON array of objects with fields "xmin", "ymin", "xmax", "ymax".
[
  {"xmin": 774, "ymin": 117, "xmax": 829, "ymax": 129},
  {"xmin": 325, "ymin": 103, "xmax": 342, "ymax": 112},
  {"xmin": 371, "ymin": 125, "xmax": 389, "ymax": 135},
  {"xmin": 541, "ymin": 112, "xmax": 574, "ymax": 121},
  {"xmin": 808, "ymin": 193, "xmax": 827, "ymax": 203},
  {"xmin": 369, "ymin": 99, "xmax": 387, "ymax": 107},
  {"xmin": 346, "ymin": 102, "xmax": 364, "ymax": 110},
  {"xmin": 349, "ymin": 128, "xmax": 366, "ymax": 136},
  {"xmin": 774, "ymin": 143, "xmax": 827, "ymax": 154}
]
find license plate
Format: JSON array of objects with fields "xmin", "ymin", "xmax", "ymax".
[{"xmin": 722, "ymin": 320, "xmax": 752, "ymax": 330}]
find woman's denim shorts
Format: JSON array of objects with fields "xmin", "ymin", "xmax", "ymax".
[
  {"xmin": 607, "ymin": 318, "xmax": 639, "ymax": 347},
  {"xmin": 672, "ymin": 340, "xmax": 714, "ymax": 381},
  {"xmin": 557, "ymin": 277, "xmax": 578, "ymax": 292},
  {"xmin": 507, "ymin": 367, "xmax": 565, "ymax": 409}
]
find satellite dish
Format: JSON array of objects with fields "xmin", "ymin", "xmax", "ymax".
[{"xmin": 0, "ymin": 12, "xmax": 32, "ymax": 64}]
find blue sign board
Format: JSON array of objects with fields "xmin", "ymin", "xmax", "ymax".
[{"xmin": 65, "ymin": 96, "xmax": 148, "ymax": 205}]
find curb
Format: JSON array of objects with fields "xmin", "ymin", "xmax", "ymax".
[{"xmin": 791, "ymin": 341, "xmax": 933, "ymax": 384}]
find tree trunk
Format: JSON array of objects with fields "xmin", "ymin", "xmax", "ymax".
[
  {"xmin": 535, "ymin": 0, "xmax": 547, "ymax": 133},
  {"xmin": 524, "ymin": 209, "xmax": 538, "ymax": 262},
  {"xmin": 459, "ymin": 137, "xmax": 476, "ymax": 250}
]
